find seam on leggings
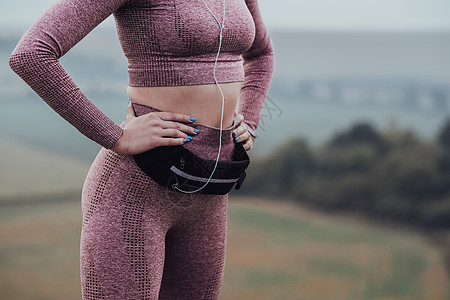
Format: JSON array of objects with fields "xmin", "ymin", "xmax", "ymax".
[
  {"xmin": 203, "ymin": 246, "xmax": 226, "ymax": 299},
  {"xmin": 83, "ymin": 150, "xmax": 120, "ymax": 226},
  {"xmin": 84, "ymin": 262, "xmax": 106, "ymax": 300},
  {"xmin": 122, "ymin": 172, "xmax": 152, "ymax": 299}
]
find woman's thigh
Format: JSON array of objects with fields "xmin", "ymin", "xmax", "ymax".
[
  {"xmin": 80, "ymin": 148, "xmax": 171, "ymax": 300},
  {"xmin": 158, "ymin": 194, "xmax": 228, "ymax": 300}
]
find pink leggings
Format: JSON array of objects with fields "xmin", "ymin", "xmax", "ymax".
[{"xmin": 80, "ymin": 103, "xmax": 238, "ymax": 299}]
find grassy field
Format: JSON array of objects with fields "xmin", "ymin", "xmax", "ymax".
[
  {"xmin": 223, "ymin": 199, "xmax": 450, "ymax": 300},
  {"xmin": 0, "ymin": 138, "xmax": 90, "ymax": 201},
  {"xmin": 1, "ymin": 198, "xmax": 449, "ymax": 300},
  {"xmin": 1, "ymin": 138, "xmax": 449, "ymax": 299}
]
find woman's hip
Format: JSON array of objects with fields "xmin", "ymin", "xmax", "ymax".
[
  {"xmin": 131, "ymin": 102, "xmax": 238, "ymax": 161},
  {"xmin": 81, "ymin": 101, "xmax": 246, "ymax": 214}
]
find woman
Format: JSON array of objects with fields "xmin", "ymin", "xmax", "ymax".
[{"xmin": 9, "ymin": 0, "xmax": 274, "ymax": 298}]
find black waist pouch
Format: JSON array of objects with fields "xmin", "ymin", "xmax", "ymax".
[{"xmin": 133, "ymin": 143, "xmax": 250, "ymax": 195}]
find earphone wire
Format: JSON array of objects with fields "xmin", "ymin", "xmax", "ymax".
[{"xmin": 173, "ymin": 0, "xmax": 227, "ymax": 193}]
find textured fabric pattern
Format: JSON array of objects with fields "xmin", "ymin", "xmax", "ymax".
[
  {"xmin": 80, "ymin": 103, "xmax": 236, "ymax": 299},
  {"xmin": 114, "ymin": 0, "xmax": 256, "ymax": 86},
  {"xmin": 9, "ymin": 0, "xmax": 274, "ymax": 148}
]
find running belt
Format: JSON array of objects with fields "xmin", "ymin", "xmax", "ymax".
[{"xmin": 134, "ymin": 142, "xmax": 250, "ymax": 195}]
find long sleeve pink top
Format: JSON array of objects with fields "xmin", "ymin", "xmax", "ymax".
[{"xmin": 9, "ymin": 0, "xmax": 274, "ymax": 149}]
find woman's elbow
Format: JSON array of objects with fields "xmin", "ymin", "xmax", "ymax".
[
  {"xmin": 9, "ymin": 43, "xmax": 49, "ymax": 79},
  {"xmin": 9, "ymin": 47, "xmax": 31, "ymax": 76}
]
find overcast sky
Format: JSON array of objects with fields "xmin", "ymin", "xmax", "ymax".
[{"xmin": 2, "ymin": 0, "xmax": 450, "ymax": 31}]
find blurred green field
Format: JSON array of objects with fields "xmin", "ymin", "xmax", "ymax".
[
  {"xmin": 1, "ymin": 198, "xmax": 449, "ymax": 300},
  {"xmin": 223, "ymin": 199, "xmax": 450, "ymax": 300},
  {"xmin": 1, "ymin": 138, "xmax": 449, "ymax": 300},
  {"xmin": 0, "ymin": 138, "xmax": 90, "ymax": 201}
]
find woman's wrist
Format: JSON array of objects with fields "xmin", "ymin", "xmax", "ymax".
[{"xmin": 110, "ymin": 128, "xmax": 128, "ymax": 155}]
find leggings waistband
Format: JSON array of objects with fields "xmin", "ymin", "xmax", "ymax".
[
  {"xmin": 131, "ymin": 101, "xmax": 238, "ymax": 146},
  {"xmin": 130, "ymin": 102, "xmax": 239, "ymax": 161}
]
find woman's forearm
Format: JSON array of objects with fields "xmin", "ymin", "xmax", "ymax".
[{"xmin": 9, "ymin": 0, "xmax": 131, "ymax": 148}]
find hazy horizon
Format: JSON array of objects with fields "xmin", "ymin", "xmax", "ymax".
[{"xmin": 2, "ymin": 0, "xmax": 450, "ymax": 32}]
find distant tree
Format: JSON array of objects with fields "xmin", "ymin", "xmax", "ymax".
[
  {"xmin": 242, "ymin": 118, "xmax": 450, "ymax": 229},
  {"xmin": 331, "ymin": 122, "xmax": 387, "ymax": 153},
  {"xmin": 317, "ymin": 143, "xmax": 378, "ymax": 176},
  {"xmin": 437, "ymin": 119, "xmax": 450, "ymax": 187},
  {"xmin": 242, "ymin": 137, "xmax": 314, "ymax": 195},
  {"xmin": 438, "ymin": 153, "xmax": 450, "ymax": 176},
  {"xmin": 395, "ymin": 169, "xmax": 441, "ymax": 201},
  {"xmin": 384, "ymin": 118, "xmax": 419, "ymax": 147},
  {"xmin": 268, "ymin": 137, "xmax": 314, "ymax": 193},
  {"xmin": 438, "ymin": 118, "xmax": 450, "ymax": 149}
]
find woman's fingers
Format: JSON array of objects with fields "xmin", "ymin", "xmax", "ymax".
[
  {"xmin": 159, "ymin": 120, "xmax": 199, "ymax": 135},
  {"xmin": 235, "ymin": 130, "xmax": 251, "ymax": 143},
  {"xmin": 242, "ymin": 138, "xmax": 254, "ymax": 151},
  {"xmin": 234, "ymin": 113, "xmax": 245, "ymax": 127},
  {"xmin": 232, "ymin": 119, "xmax": 256, "ymax": 151},
  {"xmin": 123, "ymin": 111, "xmax": 196, "ymax": 153},
  {"xmin": 159, "ymin": 128, "xmax": 193, "ymax": 140},
  {"xmin": 142, "ymin": 111, "xmax": 199, "ymax": 135},
  {"xmin": 156, "ymin": 137, "xmax": 190, "ymax": 147},
  {"xmin": 156, "ymin": 111, "xmax": 196, "ymax": 123},
  {"xmin": 233, "ymin": 121, "xmax": 250, "ymax": 141}
]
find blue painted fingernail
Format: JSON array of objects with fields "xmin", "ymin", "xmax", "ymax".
[
  {"xmin": 233, "ymin": 131, "xmax": 237, "ymax": 136},
  {"xmin": 235, "ymin": 137, "xmax": 240, "ymax": 141},
  {"xmin": 193, "ymin": 128, "xmax": 200, "ymax": 133},
  {"xmin": 183, "ymin": 138, "xmax": 188, "ymax": 143},
  {"xmin": 128, "ymin": 98, "xmax": 130, "ymax": 104},
  {"xmin": 188, "ymin": 136, "xmax": 193, "ymax": 140},
  {"xmin": 189, "ymin": 116, "xmax": 196, "ymax": 121}
]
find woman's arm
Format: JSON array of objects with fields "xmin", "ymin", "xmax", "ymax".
[
  {"xmin": 9, "ymin": 0, "xmax": 132, "ymax": 149},
  {"xmin": 237, "ymin": 0, "xmax": 275, "ymax": 133}
]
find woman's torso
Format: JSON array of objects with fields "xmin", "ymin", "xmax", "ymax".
[
  {"xmin": 127, "ymin": 82, "xmax": 242, "ymax": 128},
  {"xmin": 118, "ymin": 0, "xmax": 255, "ymax": 128}
]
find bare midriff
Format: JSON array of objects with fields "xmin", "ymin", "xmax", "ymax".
[{"xmin": 127, "ymin": 81, "xmax": 243, "ymax": 129}]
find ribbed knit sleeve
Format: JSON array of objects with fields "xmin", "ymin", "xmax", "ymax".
[
  {"xmin": 238, "ymin": 0, "xmax": 275, "ymax": 133},
  {"xmin": 9, "ymin": 0, "xmax": 132, "ymax": 149}
]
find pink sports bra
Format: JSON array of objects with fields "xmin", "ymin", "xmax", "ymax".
[{"xmin": 9, "ymin": 0, "xmax": 274, "ymax": 149}]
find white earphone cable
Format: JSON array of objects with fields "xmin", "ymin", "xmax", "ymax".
[{"xmin": 172, "ymin": 0, "xmax": 226, "ymax": 193}]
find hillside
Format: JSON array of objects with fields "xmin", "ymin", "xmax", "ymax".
[
  {"xmin": 0, "ymin": 137, "xmax": 448, "ymax": 300},
  {"xmin": 0, "ymin": 138, "xmax": 90, "ymax": 202},
  {"xmin": 0, "ymin": 197, "xmax": 448, "ymax": 300}
]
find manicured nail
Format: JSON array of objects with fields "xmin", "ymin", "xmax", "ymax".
[
  {"xmin": 187, "ymin": 136, "xmax": 193, "ymax": 140},
  {"xmin": 235, "ymin": 137, "xmax": 240, "ymax": 141},
  {"xmin": 193, "ymin": 128, "xmax": 200, "ymax": 133},
  {"xmin": 189, "ymin": 116, "xmax": 196, "ymax": 121},
  {"xmin": 233, "ymin": 131, "xmax": 237, "ymax": 136},
  {"xmin": 183, "ymin": 138, "xmax": 188, "ymax": 143},
  {"xmin": 128, "ymin": 98, "xmax": 130, "ymax": 104}
]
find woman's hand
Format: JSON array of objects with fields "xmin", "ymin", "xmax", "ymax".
[
  {"xmin": 111, "ymin": 101, "xmax": 198, "ymax": 155},
  {"xmin": 233, "ymin": 113, "xmax": 256, "ymax": 151}
]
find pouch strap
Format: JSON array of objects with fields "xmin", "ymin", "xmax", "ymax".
[
  {"xmin": 170, "ymin": 166, "xmax": 241, "ymax": 183},
  {"xmin": 234, "ymin": 171, "xmax": 247, "ymax": 190}
]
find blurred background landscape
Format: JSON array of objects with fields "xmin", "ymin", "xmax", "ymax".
[{"xmin": 1, "ymin": 0, "xmax": 450, "ymax": 299}]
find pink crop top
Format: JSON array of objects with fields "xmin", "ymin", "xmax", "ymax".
[{"xmin": 9, "ymin": 0, "xmax": 274, "ymax": 149}]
